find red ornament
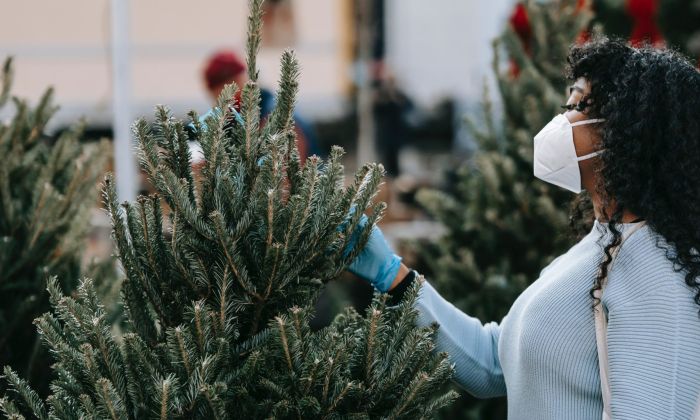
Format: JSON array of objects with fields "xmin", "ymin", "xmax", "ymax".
[
  {"xmin": 626, "ymin": 0, "xmax": 663, "ymax": 46},
  {"xmin": 507, "ymin": 1, "xmax": 592, "ymax": 78},
  {"xmin": 575, "ymin": 0, "xmax": 593, "ymax": 44},
  {"xmin": 508, "ymin": 3, "xmax": 531, "ymax": 78},
  {"xmin": 510, "ymin": 3, "xmax": 532, "ymax": 43}
]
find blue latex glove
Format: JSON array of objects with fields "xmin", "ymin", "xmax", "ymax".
[
  {"xmin": 187, "ymin": 106, "xmax": 269, "ymax": 166},
  {"xmin": 344, "ymin": 213, "xmax": 402, "ymax": 292},
  {"xmin": 206, "ymin": 105, "xmax": 245, "ymax": 127},
  {"xmin": 187, "ymin": 105, "xmax": 245, "ymax": 134}
]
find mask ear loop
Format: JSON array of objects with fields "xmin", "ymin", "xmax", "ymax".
[
  {"xmin": 576, "ymin": 149, "xmax": 605, "ymax": 161},
  {"xmin": 570, "ymin": 118, "xmax": 606, "ymax": 127},
  {"xmin": 571, "ymin": 118, "xmax": 606, "ymax": 161}
]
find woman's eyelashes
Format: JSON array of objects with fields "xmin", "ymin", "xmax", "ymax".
[{"xmin": 560, "ymin": 100, "xmax": 591, "ymax": 112}]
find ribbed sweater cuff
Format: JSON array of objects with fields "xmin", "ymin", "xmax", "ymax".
[{"xmin": 387, "ymin": 269, "xmax": 417, "ymax": 306}]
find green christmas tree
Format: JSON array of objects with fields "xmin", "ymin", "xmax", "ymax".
[
  {"xmin": 413, "ymin": 1, "xmax": 593, "ymax": 419},
  {"xmin": 0, "ymin": 57, "xmax": 109, "ymax": 396},
  {"xmin": 593, "ymin": 0, "xmax": 700, "ymax": 62},
  {"xmin": 659, "ymin": 0, "xmax": 700, "ymax": 60},
  {"xmin": 657, "ymin": 0, "xmax": 700, "ymax": 61},
  {"xmin": 0, "ymin": 1, "xmax": 456, "ymax": 418}
]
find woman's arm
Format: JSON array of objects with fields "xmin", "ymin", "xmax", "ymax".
[
  {"xmin": 347, "ymin": 224, "xmax": 507, "ymax": 398},
  {"xmin": 389, "ymin": 265, "xmax": 507, "ymax": 399},
  {"xmin": 387, "ymin": 263, "xmax": 411, "ymax": 291}
]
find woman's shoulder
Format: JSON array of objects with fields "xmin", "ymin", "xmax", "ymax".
[{"xmin": 604, "ymin": 225, "xmax": 694, "ymax": 310}]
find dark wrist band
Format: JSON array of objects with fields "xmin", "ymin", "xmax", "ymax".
[{"xmin": 387, "ymin": 269, "xmax": 417, "ymax": 306}]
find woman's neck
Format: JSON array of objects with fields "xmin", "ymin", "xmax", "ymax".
[{"xmin": 589, "ymin": 188, "xmax": 640, "ymax": 223}]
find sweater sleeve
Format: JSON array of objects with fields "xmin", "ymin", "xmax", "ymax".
[
  {"xmin": 415, "ymin": 279, "xmax": 507, "ymax": 398},
  {"xmin": 606, "ymin": 292, "xmax": 700, "ymax": 419}
]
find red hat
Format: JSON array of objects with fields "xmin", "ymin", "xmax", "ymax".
[{"xmin": 204, "ymin": 50, "xmax": 246, "ymax": 90}]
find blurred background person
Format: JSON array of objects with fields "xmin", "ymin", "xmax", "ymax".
[
  {"xmin": 372, "ymin": 64, "xmax": 413, "ymax": 178},
  {"xmin": 202, "ymin": 49, "xmax": 322, "ymax": 162}
]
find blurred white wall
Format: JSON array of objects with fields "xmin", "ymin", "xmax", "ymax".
[
  {"xmin": 385, "ymin": 0, "xmax": 515, "ymax": 106},
  {"xmin": 384, "ymin": 0, "xmax": 515, "ymax": 152},
  {"xmin": 0, "ymin": 0, "xmax": 349, "ymax": 130},
  {"xmin": 0, "ymin": 0, "xmax": 518, "ymax": 136}
]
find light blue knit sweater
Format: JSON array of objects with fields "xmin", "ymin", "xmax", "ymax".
[{"xmin": 415, "ymin": 220, "xmax": 700, "ymax": 419}]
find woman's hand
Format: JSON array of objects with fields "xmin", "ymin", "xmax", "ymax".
[{"xmin": 345, "ymin": 214, "xmax": 406, "ymax": 292}]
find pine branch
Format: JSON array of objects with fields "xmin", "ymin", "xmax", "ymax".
[
  {"xmin": 167, "ymin": 326, "xmax": 195, "ymax": 380},
  {"xmin": 0, "ymin": 57, "xmax": 12, "ymax": 107},
  {"xmin": 0, "ymin": 396, "xmax": 26, "ymax": 420},
  {"xmin": 265, "ymin": 50, "xmax": 299, "ymax": 137},
  {"xmin": 153, "ymin": 374, "xmax": 179, "ymax": 420},
  {"xmin": 94, "ymin": 378, "xmax": 127, "ymax": 420},
  {"xmin": 245, "ymin": 0, "xmax": 264, "ymax": 83},
  {"xmin": 79, "ymin": 393, "xmax": 100, "ymax": 418},
  {"xmin": 1, "ymin": 367, "xmax": 47, "ymax": 420}
]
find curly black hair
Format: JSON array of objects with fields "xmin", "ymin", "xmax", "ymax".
[{"xmin": 565, "ymin": 37, "xmax": 700, "ymax": 315}]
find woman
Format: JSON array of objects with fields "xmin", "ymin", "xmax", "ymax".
[{"xmin": 348, "ymin": 38, "xmax": 700, "ymax": 419}]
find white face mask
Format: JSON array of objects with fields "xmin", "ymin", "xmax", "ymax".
[{"xmin": 533, "ymin": 113, "xmax": 605, "ymax": 193}]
